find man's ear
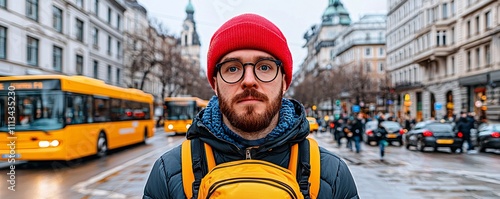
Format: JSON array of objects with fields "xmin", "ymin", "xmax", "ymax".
[
  {"xmin": 213, "ymin": 77, "xmax": 218, "ymax": 96},
  {"xmin": 282, "ymin": 75, "xmax": 287, "ymax": 94}
]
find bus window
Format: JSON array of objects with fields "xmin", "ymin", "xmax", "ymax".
[
  {"xmin": 86, "ymin": 96, "xmax": 93, "ymax": 123},
  {"xmin": 65, "ymin": 95, "xmax": 86, "ymax": 124},
  {"xmin": 94, "ymin": 98, "xmax": 110, "ymax": 122}
]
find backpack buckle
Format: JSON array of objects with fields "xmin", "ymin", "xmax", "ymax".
[{"xmin": 192, "ymin": 179, "xmax": 201, "ymax": 199}]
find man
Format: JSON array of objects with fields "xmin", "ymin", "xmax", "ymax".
[
  {"xmin": 143, "ymin": 13, "xmax": 358, "ymax": 199},
  {"xmin": 349, "ymin": 113, "xmax": 364, "ymax": 153},
  {"xmin": 456, "ymin": 111, "xmax": 474, "ymax": 153}
]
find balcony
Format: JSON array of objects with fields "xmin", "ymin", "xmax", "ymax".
[
  {"xmin": 335, "ymin": 38, "xmax": 385, "ymax": 56},
  {"xmin": 414, "ymin": 45, "xmax": 458, "ymax": 65},
  {"xmin": 394, "ymin": 81, "xmax": 424, "ymax": 91}
]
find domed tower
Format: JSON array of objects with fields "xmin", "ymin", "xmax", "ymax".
[
  {"xmin": 322, "ymin": 0, "xmax": 351, "ymax": 26},
  {"xmin": 180, "ymin": 0, "xmax": 200, "ymax": 69}
]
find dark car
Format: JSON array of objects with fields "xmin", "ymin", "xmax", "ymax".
[
  {"xmin": 364, "ymin": 121, "xmax": 404, "ymax": 146},
  {"xmin": 476, "ymin": 123, "xmax": 500, "ymax": 152},
  {"xmin": 405, "ymin": 121, "xmax": 463, "ymax": 152},
  {"xmin": 382, "ymin": 121, "xmax": 405, "ymax": 146},
  {"xmin": 363, "ymin": 121, "xmax": 379, "ymax": 145}
]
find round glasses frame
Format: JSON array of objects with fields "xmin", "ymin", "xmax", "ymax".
[{"xmin": 216, "ymin": 58, "xmax": 283, "ymax": 84}]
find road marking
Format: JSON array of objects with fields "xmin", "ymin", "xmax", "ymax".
[{"xmin": 71, "ymin": 138, "xmax": 185, "ymax": 198}]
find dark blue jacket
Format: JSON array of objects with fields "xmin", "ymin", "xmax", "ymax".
[{"xmin": 143, "ymin": 99, "xmax": 359, "ymax": 199}]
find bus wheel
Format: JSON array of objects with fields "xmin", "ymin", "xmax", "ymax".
[
  {"xmin": 97, "ymin": 132, "xmax": 108, "ymax": 157},
  {"xmin": 142, "ymin": 127, "xmax": 148, "ymax": 144}
]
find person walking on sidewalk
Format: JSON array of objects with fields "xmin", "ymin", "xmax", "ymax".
[
  {"xmin": 456, "ymin": 111, "xmax": 475, "ymax": 153},
  {"xmin": 143, "ymin": 13, "xmax": 358, "ymax": 199},
  {"xmin": 349, "ymin": 113, "xmax": 364, "ymax": 153},
  {"xmin": 375, "ymin": 122, "xmax": 388, "ymax": 161}
]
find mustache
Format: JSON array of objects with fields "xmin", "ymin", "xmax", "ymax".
[{"xmin": 232, "ymin": 89, "xmax": 268, "ymax": 103}]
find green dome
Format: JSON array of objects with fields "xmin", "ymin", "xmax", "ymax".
[
  {"xmin": 322, "ymin": 0, "xmax": 351, "ymax": 25},
  {"xmin": 185, "ymin": 0, "xmax": 194, "ymax": 13}
]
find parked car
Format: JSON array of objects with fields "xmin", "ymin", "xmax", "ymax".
[
  {"xmin": 405, "ymin": 121, "xmax": 463, "ymax": 152},
  {"xmin": 364, "ymin": 121, "xmax": 405, "ymax": 146},
  {"xmin": 476, "ymin": 123, "xmax": 500, "ymax": 152},
  {"xmin": 363, "ymin": 121, "xmax": 379, "ymax": 145},
  {"xmin": 382, "ymin": 121, "xmax": 405, "ymax": 146},
  {"xmin": 307, "ymin": 117, "xmax": 319, "ymax": 133}
]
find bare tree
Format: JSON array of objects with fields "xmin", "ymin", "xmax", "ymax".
[{"xmin": 124, "ymin": 19, "xmax": 163, "ymax": 90}]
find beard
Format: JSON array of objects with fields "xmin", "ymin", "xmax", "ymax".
[{"xmin": 218, "ymin": 88, "xmax": 283, "ymax": 133}]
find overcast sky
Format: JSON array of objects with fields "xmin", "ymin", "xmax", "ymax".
[{"xmin": 138, "ymin": 0, "xmax": 387, "ymax": 74}]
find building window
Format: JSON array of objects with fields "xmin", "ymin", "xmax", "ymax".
[
  {"xmin": 442, "ymin": 3, "xmax": 448, "ymax": 19},
  {"xmin": 485, "ymin": 11, "xmax": 491, "ymax": 29},
  {"xmin": 467, "ymin": 51, "xmax": 471, "ymax": 71},
  {"xmin": 53, "ymin": 6, "xmax": 63, "ymax": 33},
  {"xmin": 451, "ymin": 27, "xmax": 455, "ymax": 44},
  {"xmin": 26, "ymin": 0, "xmax": 38, "ymax": 21},
  {"xmin": 116, "ymin": 14, "xmax": 121, "ymax": 30},
  {"xmin": 365, "ymin": 62, "xmax": 371, "ymax": 72},
  {"xmin": 451, "ymin": 1, "xmax": 455, "ymax": 15},
  {"xmin": 379, "ymin": 47, "xmax": 384, "ymax": 56},
  {"xmin": 107, "ymin": 65, "xmax": 112, "ymax": 82},
  {"xmin": 476, "ymin": 48, "xmax": 480, "ymax": 68},
  {"xmin": 116, "ymin": 41, "xmax": 121, "ymax": 58},
  {"xmin": 365, "ymin": 48, "xmax": 371, "ymax": 56},
  {"xmin": 116, "ymin": 68, "xmax": 121, "ymax": 84},
  {"xmin": 378, "ymin": 62, "xmax": 384, "ymax": 72},
  {"xmin": 76, "ymin": 55, "xmax": 83, "ymax": 75},
  {"xmin": 94, "ymin": 0, "xmax": 99, "ymax": 14},
  {"xmin": 0, "ymin": 26, "xmax": 5, "ymax": 59},
  {"xmin": 451, "ymin": 56, "xmax": 455, "ymax": 75},
  {"xmin": 93, "ymin": 60, "xmax": 99, "ymax": 78},
  {"xmin": 475, "ymin": 16, "xmax": 480, "ymax": 35},
  {"xmin": 76, "ymin": 18, "xmax": 84, "ymax": 42},
  {"xmin": 442, "ymin": 31, "xmax": 446, "ymax": 45},
  {"xmin": 76, "ymin": 0, "xmax": 83, "ymax": 8},
  {"xmin": 467, "ymin": 21, "xmax": 471, "ymax": 38},
  {"xmin": 107, "ymin": 35, "xmax": 112, "ymax": 55},
  {"xmin": 27, "ymin": 36, "xmax": 38, "ymax": 66},
  {"xmin": 107, "ymin": 7, "xmax": 112, "ymax": 24},
  {"xmin": 92, "ymin": 27, "xmax": 99, "ymax": 48},
  {"xmin": 485, "ymin": 45, "xmax": 491, "ymax": 65},
  {"xmin": 0, "ymin": 0, "xmax": 5, "ymax": 8},
  {"xmin": 53, "ymin": 46, "xmax": 62, "ymax": 72}
]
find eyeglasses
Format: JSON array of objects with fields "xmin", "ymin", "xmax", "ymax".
[{"xmin": 216, "ymin": 58, "xmax": 282, "ymax": 84}]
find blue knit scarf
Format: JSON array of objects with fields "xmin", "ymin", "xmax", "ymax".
[{"xmin": 201, "ymin": 95, "xmax": 298, "ymax": 148}]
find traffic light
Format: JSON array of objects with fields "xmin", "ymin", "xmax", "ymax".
[{"xmin": 312, "ymin": 105, "xmax": 317, "ymax": 111}]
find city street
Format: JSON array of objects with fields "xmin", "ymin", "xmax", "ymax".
[{"xmin": 1, "ymin": 129, "xmax": 500, "ymax": 199}]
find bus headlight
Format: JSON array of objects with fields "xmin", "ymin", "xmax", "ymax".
[
  {"xmin": 168, "ymin": 124, "xmax": 174, "ymax": 130},
  {"xmin": 186, "ymin": 124, "xmax": 191, "ymax": 129},
  {"xmin": 50, "ymin": 140, "xmax": 60, "ymax": 147},
  {"xmin": 39, "ymin": 140, "xmax": 60, "ymax": 148},
  {"xmin": 39, "ymin": 141, "xmax": 50, "ymax": 148}
]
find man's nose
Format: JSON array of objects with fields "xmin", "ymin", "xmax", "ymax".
[{"xmin": 240, "ymin": 65, "xmax": 258, "ymax": 86}]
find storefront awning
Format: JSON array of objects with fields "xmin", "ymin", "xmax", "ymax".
[
  {"xmin": 490, "ymin": 70, "xmax": 500, "ymax": 83},
  {"xmin": 458, "ymin": 73, "xmax": 487, "ymax": 86}
]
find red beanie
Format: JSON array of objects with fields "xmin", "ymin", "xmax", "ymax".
[{"xmin": 207, "ymin": 13, "xmax": 293, "ymax": 89}]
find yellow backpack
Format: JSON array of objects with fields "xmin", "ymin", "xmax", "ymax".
[{"xmin": 181, "ymin": 138, "xmax": 320, "ymax": 199}]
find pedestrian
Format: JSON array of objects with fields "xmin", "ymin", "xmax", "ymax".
[
  {"xmin": 349, "ymin": 113, "xmax": 364, "ymax": 153},
  {"xmin": 143, "ymin": 13, "xmax": 358, "ymax": 199},
  {"xmin": 456, "ymin": 111, "xmax": 475, "ymax": 153},
  {"xmin": 334, "ymin": 118, "xmax": 346, "ymax": 147},
  {"xmin": 375, "ymin": 122, "xmax": 388, "ymax": 161}
]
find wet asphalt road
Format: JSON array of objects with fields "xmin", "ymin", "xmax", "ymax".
[{"xmin": 1, "ymin": 130, "xmax": 499, "ymax": 199}]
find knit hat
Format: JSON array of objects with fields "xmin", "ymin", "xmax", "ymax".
[{"xmin": 207, "ymin": 13, "xmax": 293, "ymax": 89}]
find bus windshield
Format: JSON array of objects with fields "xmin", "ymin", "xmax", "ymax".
[
  {"xmin": 0, "ymin": 90, "xmax": 64, "ymax": 132},
  {"xmin": 165, "ymin": 101, "xmax": 196, "ymax": 120}
]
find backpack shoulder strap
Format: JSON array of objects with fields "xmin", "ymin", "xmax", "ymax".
[
  {"xmin": 307, "ymin": 137, "xmax": 321, "ymax": 199},
  {"xmin": 182, "ymin": 138, "xmax": 214, "ymax": 199},
  {"xmin": 289, "ymin": 138, "xmax": 320, "ymax": 199}
]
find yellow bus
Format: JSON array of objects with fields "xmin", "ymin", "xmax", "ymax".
[
  {"xmin": 164, "ymin": 97, "xmax": 208, "ymax": 134},
  {"xmin": 0, "ymin": 75, "xmax": 154, "ymax": 161}
]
